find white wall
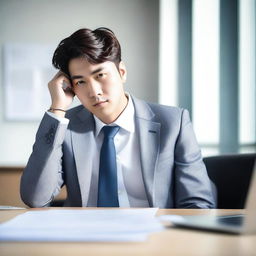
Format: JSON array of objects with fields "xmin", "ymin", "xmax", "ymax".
[{"xmin": 0, "ymin": 0, "xmax": 159, "ymax": 166}]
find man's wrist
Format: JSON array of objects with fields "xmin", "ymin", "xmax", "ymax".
[
  {"xmin": 47, "ymin": 107, "xmax": 66, "ymax": 118},
  {"xmin": 48, "ymin": 107, "xmax": 66, "ymax": 113}
]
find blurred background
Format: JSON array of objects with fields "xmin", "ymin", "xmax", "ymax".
[{"xmin": 0, "ymin": 0, "xmax": 255, "ymax": 207}]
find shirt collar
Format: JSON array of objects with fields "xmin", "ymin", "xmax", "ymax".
[{"xmin": 94, "ymin": 93, "xmax": 135, "ymax": 137}]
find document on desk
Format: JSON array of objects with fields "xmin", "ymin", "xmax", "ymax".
[{"xmin": 0, "ymin": 208, "xmax": 163, "ymax": 242}]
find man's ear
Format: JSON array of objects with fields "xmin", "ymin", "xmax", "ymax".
[{"xmin": 118, "ymin": 61, "xmax": 127, "ymax": 83}]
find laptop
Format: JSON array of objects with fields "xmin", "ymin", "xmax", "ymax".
[{"xmin": 170, "ymin": 160, "xmax": 256, "ymax": 234}]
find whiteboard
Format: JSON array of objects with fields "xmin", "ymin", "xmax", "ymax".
[{"xmin": 3, "ymin": 43, "xmax": 57, "ymax": 121}]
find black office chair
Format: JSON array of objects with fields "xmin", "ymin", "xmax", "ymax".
[
  {"xmin": 50, "ymin": 199, "xmax": 64, "ymax": 207},
  {"xmin": 203, "ymin": 153, "xmax": 256, "ymax": 209}
]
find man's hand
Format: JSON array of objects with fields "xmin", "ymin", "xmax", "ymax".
[{"xmin": 48, "ymin": 71, "xmax": 75, "ymax": 117}]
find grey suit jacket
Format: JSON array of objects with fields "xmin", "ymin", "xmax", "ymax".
[{"xmin": 20, "ymin": 96, "xmax": 216, "ymax": 208}]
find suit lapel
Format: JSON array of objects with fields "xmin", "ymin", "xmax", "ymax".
[
  {"xmin": 132, "ymin": 96, "xmax": 161, "ymax": 207},
  {"xmin": 71, "ymin": 108, "xmax": 95, "ymax": 206}
]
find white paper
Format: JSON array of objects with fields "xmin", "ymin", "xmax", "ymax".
[
  {"xmin": 0, "ymin": 208, "xmax": 163, "ymax": 242},
  {"xmin": 158, "ymin": 214, "xmax": 186, "ymax": 222},
  {"xmin": 0, "ymin": 205, "xmax": 26, "ymax": 210}
]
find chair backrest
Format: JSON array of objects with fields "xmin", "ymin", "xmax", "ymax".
[{"xmin": 203, "ymin": 153, "xmax": 256, "ymax": 209}]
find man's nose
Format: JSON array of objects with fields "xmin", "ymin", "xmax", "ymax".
[{"xmin": 88, "ymin": 81, "xmax": 103, "ymax": 98}]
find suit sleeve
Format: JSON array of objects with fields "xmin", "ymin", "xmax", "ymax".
[
  {"xmin": 20, "ymin": 113, "xmax": 69, "ymax": 207},
  {"xmin": 174, "ymin": 109, "xmax": 216, "ymax": 208}
]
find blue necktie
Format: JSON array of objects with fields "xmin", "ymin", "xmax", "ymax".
[{"xmin": 97, "ymin": 126, "xmax": 120, "ymax": 207}]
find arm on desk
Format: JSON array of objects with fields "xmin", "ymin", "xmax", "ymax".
[
  {"xmin": 174, "ymin": 109, "xmax": 216, "ymax": 209},
  {"xmin": 20, "ymin": 113, "xmax": 68, "ymax": 207}
]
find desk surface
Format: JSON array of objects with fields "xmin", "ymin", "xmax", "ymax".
[{"xmin": 0, "ymin": 208, "xmax": 255, "ymax": 256}]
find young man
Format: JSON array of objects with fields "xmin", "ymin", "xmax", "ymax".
[{"xmin": 20, "ymin": 27, "xmax": 216, "ymax": 208}]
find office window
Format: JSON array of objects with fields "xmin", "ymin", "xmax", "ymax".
[
  {"xmin": 159, "ymin": 0, "xmax": 178, "ymax": 106},
  {"xmin": 159, "ymin": 0, "xmax": 256, "ymax": 156},
  {"xmin": 192, "ymin": 0, "xmax": 220, "ymax": 155},
  {"xmin": 239, "ymin": 0, "xmax": 256, "ymax": 153}
]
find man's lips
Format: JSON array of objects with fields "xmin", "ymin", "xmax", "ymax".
[{"xmin": 93, "ymin": 100, "xmax": 109, "ymax": 107}]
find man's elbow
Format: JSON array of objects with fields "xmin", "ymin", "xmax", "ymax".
[{"xmin": 20, "ymin": 188, "xmax": 51, "ymax": 208}]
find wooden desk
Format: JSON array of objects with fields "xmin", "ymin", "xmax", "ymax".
[{"xmin": 0, "ymin": 208, "xmax": 255, "ymax": 256}]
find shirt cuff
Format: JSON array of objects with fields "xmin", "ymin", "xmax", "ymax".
[{"xmin": 46, "ymin": 111, "xmax": 69, "ymax": 124}]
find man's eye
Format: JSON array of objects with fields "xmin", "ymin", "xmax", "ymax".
[
  {"xmin": 97, "ymin": 73, "xmax": 105, "ymax": 79},
  {"xmin": 75, "ymin": 81, "xmax": 85, "ymax": 86}
]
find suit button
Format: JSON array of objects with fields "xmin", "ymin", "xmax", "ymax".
[
  {"xmin": 45, "ymin": 133, "xmax": 52, "ymax": 144},
  {"xmin": 46, "ymin": 138, "xmax": 51, "ymax": 144}
]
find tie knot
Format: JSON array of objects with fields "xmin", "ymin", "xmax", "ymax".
[{"xmin": 102, "ymin": 126, "xmax": 120, "ymax": 139}]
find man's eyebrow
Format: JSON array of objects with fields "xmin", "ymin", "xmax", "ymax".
[
  {"xmin": 70, "ymin": 75, "xmax": 83, "ymax": 80},
  {"xmin": 70, "ymin": 67, "xmax": 105, "ymax": 80},
  {"xmin": 91, "ymin": 67, "xmax": 105, "ymax": 75}
]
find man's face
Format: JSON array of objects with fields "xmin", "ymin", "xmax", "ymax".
[{"xmin": 69, "ymin": 58, "xmax": 128, "ymax": 124}]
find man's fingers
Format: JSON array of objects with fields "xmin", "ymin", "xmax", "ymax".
[{"xmin": 62, "ymin": 80, "xmax": 69, "ymax": 90}]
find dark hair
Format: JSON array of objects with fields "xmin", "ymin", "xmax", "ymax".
[{"xmin": 52, "ymin": 27, "xmax": 122, "ymax": 75}]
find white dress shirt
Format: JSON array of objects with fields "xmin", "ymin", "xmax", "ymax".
[{"xmin": 47, "ymin": 94, "xmax": 149, "ymax": 207}]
